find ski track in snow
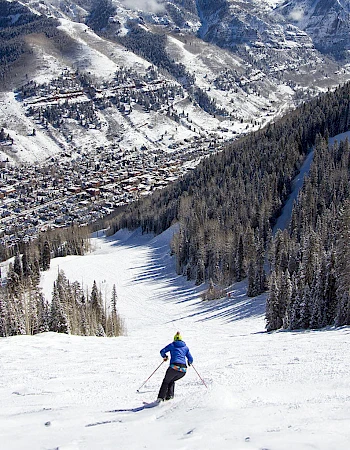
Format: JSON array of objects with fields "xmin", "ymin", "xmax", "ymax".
[
  {"xmin": 274, "ymin": 130, "xmax": 350, "ymax": 234},
  {"xmin": 0, "ymin": 225, "xmax": 349, "ymax": 449}
]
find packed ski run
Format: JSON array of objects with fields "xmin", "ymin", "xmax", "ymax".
[{"xmin": 0, "ymin": 226, "xmax": 349, "ymax": 450}]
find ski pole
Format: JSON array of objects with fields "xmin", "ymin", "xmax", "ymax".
[
  {"xmin": 136, "ymin": 360, "xmax": 165, "ymax": 392},
  {"xmin": 191, "ymin": 364, "xmax": 208, "ymax": 388}
]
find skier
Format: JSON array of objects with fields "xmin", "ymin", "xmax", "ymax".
[{"xmin": 157, "ymin": 331, "xmax": 193, "ymax": 402}]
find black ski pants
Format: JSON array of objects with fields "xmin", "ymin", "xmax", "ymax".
[{"xmin": 158, "ymin": 366, "xmax": 186, "ymax": 400}]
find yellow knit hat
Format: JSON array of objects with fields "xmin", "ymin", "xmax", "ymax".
[{"xmin": 174, "ymin": 331, "xmax": 182, "ymax": 341}]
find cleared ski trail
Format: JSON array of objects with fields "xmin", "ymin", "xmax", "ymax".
[
  {"xmin": 274, "ymin": 130, "xmax": 350, "ymax": 234},
  {"xmin": 0, "ymin": 227, "xmax": 349, "ymax": 450}
]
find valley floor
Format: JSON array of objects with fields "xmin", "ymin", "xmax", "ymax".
[{"xmin": 0, "ymin": 228, "xmax": 349, "ymax": 450}]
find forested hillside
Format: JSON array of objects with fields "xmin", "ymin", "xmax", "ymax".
[
  {"xmin": 0, "ymin": 0, "xmax": 75, "ymax": 87},
  {"xmin": 109, "ymin": 82, "xmax": 350, "ymax": 329},
  {"xmin": 266, "ymin": 137, "xmax": 350, "ymax": 330}
]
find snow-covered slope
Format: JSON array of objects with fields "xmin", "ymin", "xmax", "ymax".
[
  {"xmin": 1, "ymin": 0, "xmax": 350, "ymax": 165},
  {"xmin": 0, "ymin": 227, "xmax": 349, "ymax": 449},
  {"xmin": 277, "ymin": 0, "xmax": 350, "ymax": 55},
  {"xmin": 196, "ymin": 0, "xmax": 350, "ymax": 57}
]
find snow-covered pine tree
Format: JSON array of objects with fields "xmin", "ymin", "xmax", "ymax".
[
  {"xmin": 80, "ymin": 291, "xmax": 89, "ymax": 336},
  {"xmin": 236, "ymin": 235, "xmax": 245, "ymax": 281},
  {"xmin": 23, "ymin": 280, "xmax": 37, "ymax": 335},
  {"xmin": 21, "ymin": 244, "xmax": 31, "ymax": 280},
  {"xmin": 69, "ymin": 281, "xmax": 84, "ymax": 335},
  {"xmin": 323, "ymin": 251, "xmax": 337, "ymax": 325},
  {"xmin": 247, "ymin": 262, "xmax": 257, "ymax": 297},
  {"xmin": 287, "ymin": 276, "xmax": 302, "ymax": 330},
  {"xmin": 10, "ymin": 294, "xmax": 26, "ymax": 336},
  {"xmin": 335, "ymin": 201, "xmax": 350, "ymax": 326},
  {"xmin": 107, "ymin": 283, "xmax": 124, "ymax": 336},
  {"xmin": 90, "ymin": 280, "xmax": 105, "ymax": 336},
  {"xmin": 265, "ymin": 271, "xmax": 280, "ymax": 331},
  {"xmin": 279, "ymin": 269, "xmax": 292, "ymax": 328},
  {"xmin": 41, "ymin": 240, "xmax": 51, "ymax": 271},
  {"xmin": 50, "ymin": 281, "xmax": 69, "ymax": 334},
  {"xmin": 299, "ymin": 230, "xmax": 320, "ymax": 288},
  {"xmin": 309, "ymin": 256, "xmax": 327, "ymax": 329},
  {"xmin": 336, "ymin": 292, "xmax": 350, "ymax": 326},
  {"xmin": 36, "ymin": 292, "xmax": 49, "ymax": 333},
  {"xmin": 6, "ymin": 264, "xmax": 19, "ymax": 296},
  {"xmin": 111, "ymin": 284, "xmax": 117, "ymax": 312},
  {"xmin": 299, "ymin": 284, "xmax": 312, "ymax": 329}
]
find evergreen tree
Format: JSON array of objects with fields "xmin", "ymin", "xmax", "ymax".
[
  {"xmin": 22, "ymin": 244, "xmax": 31, "ymax": 279},
  {"xmin": 247, "ymin": 262, "xmax": 257, "ymax": 297},
  {"xmin": 255, "ymin": 235, "xmax": 266, "ymax": 295},
  {"xmin": 90, "ymin": 280, "xmax": 105, "ymax": 336},
  {"xmin": 41, "ymin": 240, "xmax": 51, "ymax": 271},
  {"xmin": 107, "ymin": 283, "xmax": 124, "ymax": 336},
  {"xmin": 287, "ymin": 277, "xmax": 301, "ymax": 330},
  {"xmin": 310, "ymin": 256, "xmax": 327, "ymax": 329},
  {"xmin": 279, "ymin": 269, "xmax": 292, "ymax": 329},
  {"xmin": 299, "ymin": 284, "xmax": 312, "ymax": 329},
  {"xmin": 111, "ymin": 284, "xmax": 117, "ymax": 313},
  {"xmin": 336, "ymin": 292, "xmax": 350, "ymax": 327},
  {"xmin": 10, "ymin": 295, "xmax": 26, "ymax": 335},
  {"xmin": 335, "ymin": 202, "xmax": 350, "ymax": 326},
  {"xmin": 265, "ymin": 271, "xmax": 280, "ymax": 331},
  {"xmin": 323, "ymin": 252, "xmax": 337, "ymax": 325},
  {"xmin": 236, "ymin": 235, "xmax": 245, "ymax": 281},
  {"xmin": 37, "ymin": 292, "xmax": 49, "ymax": 333},
  {"xmin": 31, "ymin": 257, "xmax": 41, "ymax": 286},
  {"xmin": 50, "ymin": 281, "xmax": 69, "ymax": 333}
]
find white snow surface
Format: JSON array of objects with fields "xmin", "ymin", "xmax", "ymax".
[{"xmin": 1, "ymin": 226, "xmax": 350, "ymax": 450}]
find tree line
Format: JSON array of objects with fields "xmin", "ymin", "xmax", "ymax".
[
  {"xmin": 0, "ymin": 258, "xmax": 124, "ymax": 337},
  {"xmin": 0, "ymin": 224, "xmax": 90, "ymax": 264},
  {"xmin": 0, "ymin": 222, "xmax": 124, "ymax": 337},
  {"xmin": 0, "ymin": 225, "xmax": 98, "ymax": 337}
]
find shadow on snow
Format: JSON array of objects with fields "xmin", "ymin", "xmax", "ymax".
[{"xmin": 104, "ymin": 228, "xmax": 267, "ymax": 325}]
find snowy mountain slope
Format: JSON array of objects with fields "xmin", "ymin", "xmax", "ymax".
[
  {"xmin": 277, "ymin": 0, "xmax": 350, "ymax": 55},
  {"xmin": 0, "ymin": 7, "xmax": 282, "ymax": 163},
  {"xmin": 1, "ymin": 0, "xmax": 350, "ymax": 165},
  {"xmin": 0, "ymin": 227, "xmax": 349, "ymax": 449},
  {"xmin": 197, "ymin": 0, "xmax": 350, "ymax": 58}
]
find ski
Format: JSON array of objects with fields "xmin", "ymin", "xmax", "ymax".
[
  {"xmin": 105, "ymin": 401, "xmax": 160, "ymax": 413},
  {"xmin": 104, "ymin": 399, "xmax": 171, "ymax": 416},
  {"xmin": 85, "ymin": 419, "xmax": 122, "ymax": 427},
  {"xmin": 106, "ymin": 405, "xmax": 146, "ymax": 413}
]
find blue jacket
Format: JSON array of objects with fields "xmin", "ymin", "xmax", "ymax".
[{"xmin": 160, "ymin": 340, "xmax": 193, "ymax": 366}]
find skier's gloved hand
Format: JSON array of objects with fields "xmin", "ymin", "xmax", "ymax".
[{"xmin": 163, "ymin": 356, "xmax": 169, "ymax": 361}]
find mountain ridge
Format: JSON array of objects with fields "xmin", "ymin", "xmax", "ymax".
[{"xmin": 0, "ymin": 0, "xmax": 350, "ymax": 166}]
